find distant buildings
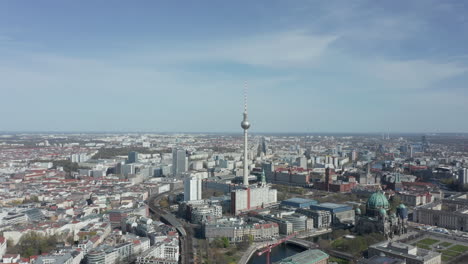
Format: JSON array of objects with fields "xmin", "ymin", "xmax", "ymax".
[
  {"xmin": 398, "ymin": 192, "xmax": 433, "ymax": 207},
  {"xmin": 268, "ymin": 167, "xmax": 312, "ymax": 186},
  {"xmin": 314, "ymin": 168, "xmax": 357, "ymax": 192},
  {"xmin": 71, "ymin": 153, "xmax": 90, "ymax": 163}
]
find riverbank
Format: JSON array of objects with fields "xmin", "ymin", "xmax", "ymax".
[{"xmin": 239, "ymin": 228, "xmax": 332, "ymax": 264}]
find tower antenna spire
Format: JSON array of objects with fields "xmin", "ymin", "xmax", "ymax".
[{"xmin": 244, "ymin": 83, "xmax": 248, "ymax": 113}]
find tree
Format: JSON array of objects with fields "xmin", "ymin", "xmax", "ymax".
[
  {"xmin": 67, "ymin": 236, "xmax": 75, "ymax": 246},
  {"xmin": 212, "ymin": 238, "xmax": 224, "ymax": 248},
  {"xmin": 17, "ymin": 232, "xmax": 58, "ymax": 258},
  {"xmin": 159, "ymin": 197, "xmax": 169, "ymax": 208},
  {"xmin": 317, "ymin": 239, "xmax": 331, "ymax": 249},
  {"xmin": 247, "ymin": 234, "xmax": 254, "ymax": 245},
  {"xmin": 221, "ymin": 237, "xmax": 230, "ymax": 248},
  {"xmin": 23, "ymin": 195, "xmax": 39, "ymax": 204}
]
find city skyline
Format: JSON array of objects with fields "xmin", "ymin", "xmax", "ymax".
[{"xmin": 1, "ymin": 1, "xmax": 468, "ymax": 133}]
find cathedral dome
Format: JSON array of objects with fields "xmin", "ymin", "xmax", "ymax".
[
  {"xmin": 379, "ymin": 208, "xmax": 387, "ymax": 216},
  {"xmin": 366, "ymin": 191, "xmax": 390, "ymax": 210}
]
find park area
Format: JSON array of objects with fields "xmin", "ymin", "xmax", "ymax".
[{"xmin": 412, "ymin": 237, "xmax": 468, "ymax": 263}]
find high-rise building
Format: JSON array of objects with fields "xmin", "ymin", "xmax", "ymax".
[
  {"xmin": 459, "ymin": 168, "xmax": 468, "ymax": 185},
  {"xmin": 297, "ymin": 157, "xmax": 308, "ymax": 169},
  {"xmin": 172, "ymin": 148, "xmax": 188, "ymax": 177},
  {"xmin": 121, "ymin": 164, "xmax": 135, "ymax": 176},
  {"xmin": 184, "ymin": 175, "xmax": 202, "ymax": 201},
  {"xmin": 422, "ymin": 135, "xmax": 428, "ymax": 152},
  {"xmin": 128, "ymin": 151, "xmax": 138, "ymax": 164},
  {"xmin": 261, "ymin": 137, "xmax": 268, "ymax": 154},
  {"xmin": 351, "ymin": 150, "xmax": 358, "ymax": 161}
]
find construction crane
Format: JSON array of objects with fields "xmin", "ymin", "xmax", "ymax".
[{"xmin": 257, "ymin": 233, "xmax": 297, "ymax": 264}]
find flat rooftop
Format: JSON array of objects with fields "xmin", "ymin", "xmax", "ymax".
[
  {"xmin": 315, "ymin": 202, "xmax": 349, "ymax": 209},
  {"xmin": 283, "ymin": 198, "xmax": 316, "ymax": 204}
]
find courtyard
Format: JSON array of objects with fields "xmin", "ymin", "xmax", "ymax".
[{"xmin": 411, "ymin": 237, "xmax": 468, "ymax": 263}]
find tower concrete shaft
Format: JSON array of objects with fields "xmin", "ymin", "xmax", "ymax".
[
  {"xmin": 243, "ymin": 128, "xmax": 249, "ymax": 186},
  {"xmin": 241, "ymin": 87, "xmax": 251, "ymax": 186}
]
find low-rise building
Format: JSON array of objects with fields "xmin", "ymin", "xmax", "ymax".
[
  {"xmin": 368, "ymin": 241, "xmax": 441, "ymax": 264},
  {"xmin": 309, "ymin": 203, "xmax": 355, "ymax": 226},
  {"xmin": 204, "ymin": 218, "xmax": 279, "ymax": 242},
  {"xmin": 295, "ymin": 209, "xmax": 332, "ymax": 229},
  {"xmin": 281, "ymin": 198, "xmax": 317, "ymax": 209}
]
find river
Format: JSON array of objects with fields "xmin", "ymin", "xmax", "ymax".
[
  {"xmin": 247, "ymin": 231, "xmax": 334, "ymax": 264},
  {"xmin": 247, "ymin": 243, "xmax": 305, "ymax": 264}
]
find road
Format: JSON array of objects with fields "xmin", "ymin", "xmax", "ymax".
[{"xmin": 147, "ymin": 188, "xmax": 194, "ymax": 264}]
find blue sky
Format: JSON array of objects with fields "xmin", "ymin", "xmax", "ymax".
[{"xmin": 1, "ymin": 1, "xmax": 468, "ymax": 133}]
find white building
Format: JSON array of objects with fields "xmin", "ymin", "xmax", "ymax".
[
  {"xmin": 71, "ymin": 153, "xmax": 89, "ymax": 163},
  {"xmin": 231, "ymin": 185, "xmax": 277, "ymax": 215},
  {"xmin": 136, "ymin": 235, "xmax": 179, "ymax": 264},
  {"xmin": 0, "ymin": 237, "xmax": 6, "ymax": 259},
  {"xmin": 184, "ymin": 175, "xmax": 202, "ymax": 201}
]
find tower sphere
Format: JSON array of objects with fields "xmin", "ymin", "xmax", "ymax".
[{"xmin": 241, "ymin": 120, "xmax": 250, "ymax": 129}]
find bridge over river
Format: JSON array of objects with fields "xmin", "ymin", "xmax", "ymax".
[{"xmin": 239, "ymin": 237, "xmax": 319, "ymax": 264}]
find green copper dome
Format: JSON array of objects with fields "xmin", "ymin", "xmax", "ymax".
[
  {"xmin": 366, "ymin": 191, "xmax": 390, "ymax": 210},
  {"xmin": 379, "ymin": 208, "xmax": 387, "ymax": 216},
  {"xmin": 355, "ymin": 208, "xmax": 361, "ymax": 214},
  {"xmin": 398, "ymin": 204, "xmax": 406, "ymax": 209}
]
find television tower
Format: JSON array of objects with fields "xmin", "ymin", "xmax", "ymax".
[{"xmin": 241, "ymin": 86, "xmax": 251, "ymax": 186}]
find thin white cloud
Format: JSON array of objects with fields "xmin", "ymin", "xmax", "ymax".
[
  {"xmin": 138, "ymin": 30, "xmax": 339, "ymax": 68},
  {"xmin": 211, "ymin": 31, "xmax": 339, "ymax": 67},
  {"xmin": 368, "ymin": 59, "xmax": 468, "ymax": 89}
]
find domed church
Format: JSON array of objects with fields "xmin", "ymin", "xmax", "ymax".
[
  {"xmin": 355, "ymin": 191, "xmax": 408, "ymax": 238},
  {"xmin": 366, "ymin": 191, "xmax": 390, "ymax": 217}
]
